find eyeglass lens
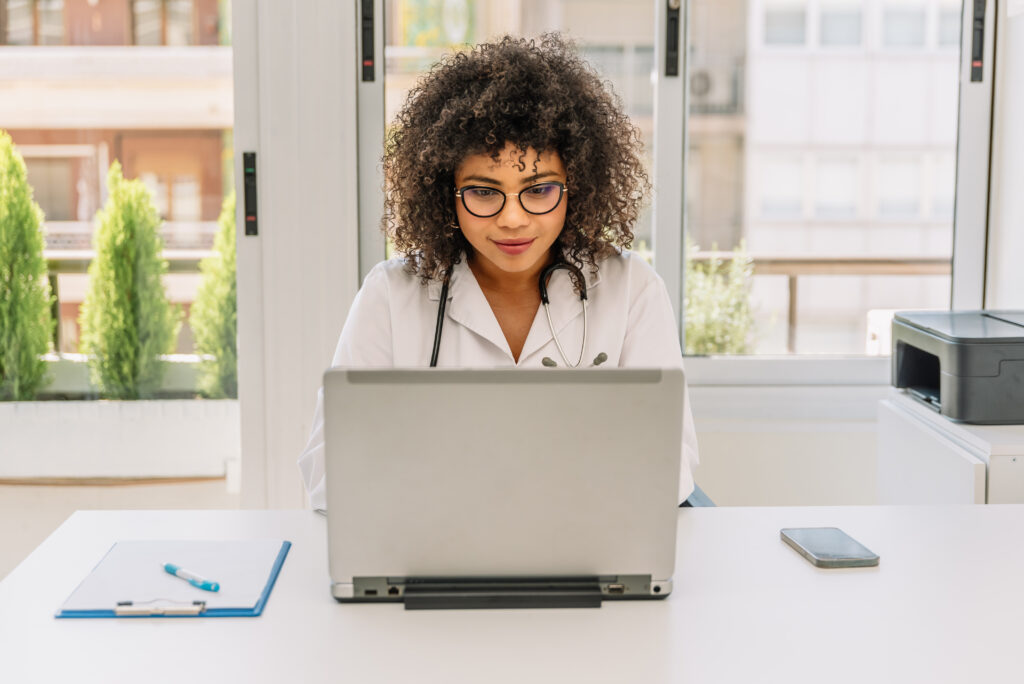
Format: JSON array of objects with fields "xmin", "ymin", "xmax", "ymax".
[{"xmin": 461, "ymin": 182, "xmax": 564, "ymax": 218}]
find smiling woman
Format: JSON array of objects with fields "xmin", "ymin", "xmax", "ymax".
[{"xmin": 297, "ymin": 34, "xmax": 699, "ymax": 511}]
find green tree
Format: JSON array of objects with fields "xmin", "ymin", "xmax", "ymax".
[
  {"xmin": 684, "ymin": 237, "xmax": 755, "ymax": 355},
  {"xmin": 0, "ymin": 131, "xmax": 53, "ymax": 400},
  {"xmin": 191, "ymin": 192, "xmax": 237, "ymax": 398},
  {"xmin": 79, "ymin": 162, "xmax": 180, "ymax": 399}
]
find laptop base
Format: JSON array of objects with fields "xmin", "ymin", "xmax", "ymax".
[{"xmin": 333, "ymin": 575, "xmax": 671, "ymax": 609}]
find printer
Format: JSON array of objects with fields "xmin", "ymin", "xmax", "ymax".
[{"xmin": 892, "ymin": 311, "xmax": 1024, "ymax": 424}]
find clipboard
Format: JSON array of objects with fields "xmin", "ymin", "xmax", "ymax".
[{"xmin": 56, "ymin": 539, "xmax": 291, "ymax": 618}]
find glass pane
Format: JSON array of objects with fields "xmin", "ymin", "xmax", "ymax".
[
  {"xmin": 877, "ymin": 158, "xmax": 921, "ymax": 219},
  {"xmin": 764, "ymin": 6, "xmax": 806, "ymax": 45},
  {"xmin": 4, "ymin": 0, "xmax": 34, "ymax": 44},
  {"xmin": 133, "ymin": 0, "xmax": 163, "ymax": 45},
  {"xmin": 882, "ymin": 6, "xmax": 927, "ymax": 47},
  {"xmin": 2, "ymin": 2, "xmax": 238, "ymax": 394},
  {"xmin": 166, "ymin": 0, "xmax": 194, "ymax": 45},
  {"xmin": 384, "ymin": 0, "xmax": 657, "ymax": 258},
  {"xmin": 24, "ymin": 158, "xmax": 74, "ymax": 220},
  {"xmin": 685, "ymin": 0, "xmax": 959, "ymax": 355},
  {"xmin": 938, "ymin": 7, "xmax": 961, "ymax": 47},
  {"xmin": 820, "ymin": 8, "xmax": 861, "ymax": 47},
  {"xmin": 37, "ymin": 0, "xmax": 65, "ymax": 45},
  {"xmin": 815, "ymin": 158, "xmax": 859, "ymax": 219},
  {"xmin": 140, "ymin": 172, "xmax": 171, "ymax": 219},
  {"xmin": 171, "ymin": 175, "xmax": 202, "ymax": 221},
  {"xmin": 758, "ymin": 157, "xmax": 804, "ymax": 219}
]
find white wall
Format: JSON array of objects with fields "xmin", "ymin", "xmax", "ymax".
[{"xmin": 690, "ymin": 385, "xmax": 886, "ymax": 505}]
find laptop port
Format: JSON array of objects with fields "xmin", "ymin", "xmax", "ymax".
[
  {"xmin": 607, "ymin": 583, "xmax": 625, "ymax": 594},
  {"xmin": 364, "ymin": 589, "xmax": 378, "ymax": 596},
  {"xmin": 387, "ymin": 586, "xmax": 400, "ymax": 596}
]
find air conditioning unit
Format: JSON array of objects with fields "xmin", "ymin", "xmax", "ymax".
[{"xmin": 689, "ymin": 65, "xmax": 741, "ymax": 114}]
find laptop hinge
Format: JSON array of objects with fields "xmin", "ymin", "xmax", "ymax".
[{"xmin": 401, "ymin": 576, "xmax": 603, "ymax": 610}]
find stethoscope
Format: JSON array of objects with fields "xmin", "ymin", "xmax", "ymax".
[{"xmin": 430, "ymin": 261, "xmax": 607, "ymax": 368}]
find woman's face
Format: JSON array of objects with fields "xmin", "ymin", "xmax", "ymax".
[{"xmin": 454, "ymin": 142, "xmax": 568, "ymax": 281}]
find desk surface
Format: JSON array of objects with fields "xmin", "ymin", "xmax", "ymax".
[{"xmin": 2, "ymin": 505, "xmax": 1023, "ymax": 683}]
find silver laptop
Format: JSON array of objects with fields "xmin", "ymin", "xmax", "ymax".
[{"xmin": 323, "ymin": 368, "xmax": 683, "ymax": 609}]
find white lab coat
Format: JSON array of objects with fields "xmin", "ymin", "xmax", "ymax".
[{"xmin": 298, "ymin": 250, "xmax": 700, "ymax": 510}]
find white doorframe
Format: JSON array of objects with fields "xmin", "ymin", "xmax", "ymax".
[
  {"xmin": 652, "ymin": 0, "xmax": 688, "ymax": 340},
  {"xmin": 233, "ymin": 0, "xmax": 362, "ymax": 508},
  {"xmin": 951, "ymin": 0, "xmax": 996, "ymax": 309}
]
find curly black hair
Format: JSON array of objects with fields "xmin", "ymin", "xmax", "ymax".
[{"xmin": 384, "ymin": 33, "xmax": 650, "ymax": 283}]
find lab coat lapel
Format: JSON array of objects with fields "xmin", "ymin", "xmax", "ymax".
[
  {"xmin": 519, "ymin": 265, "xmax": 601, "ymax": 363},
  {"xmin": 433, "ymin": 259, "xmax": 513, "ymax": 358}
]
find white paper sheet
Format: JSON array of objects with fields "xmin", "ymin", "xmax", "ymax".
[{"xmin": 60, "ymin": 539, "xmax": 286, "ymax": 612}]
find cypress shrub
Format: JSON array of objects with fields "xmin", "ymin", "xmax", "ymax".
[
  {"xmin": 191, "ymin": 192, "xmax": 237, "ymax": 398},
  {"xmin": 79, "ymin": 162, "xmax": 180, "ymax": 399},
  {"xmin": 0, "ymin": 131, "xmax": 53, "ymax": 400}
]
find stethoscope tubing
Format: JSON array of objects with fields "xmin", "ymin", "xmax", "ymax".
[{"xmin": 429, "ymin": 261, "xmax": 588, "ymax": 368}]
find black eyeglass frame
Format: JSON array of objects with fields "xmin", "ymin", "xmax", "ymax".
[{"xmin": 454, "ymin": 181, "xmax": 568, "ymax": 218}]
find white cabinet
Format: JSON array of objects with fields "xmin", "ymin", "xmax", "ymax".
[{"xmin": 878, "ymin": 390, "xmax": 1024, "ymax": 504}]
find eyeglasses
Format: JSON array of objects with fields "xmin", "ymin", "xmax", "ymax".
[{"xmin": 455, "ymin": 181, "xmax": 568, "ymax": 218}]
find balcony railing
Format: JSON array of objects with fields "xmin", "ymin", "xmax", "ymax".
[
  {"xmin": 691, "ymin": 252, "xmax": 953, "ymax": 353},
  {"xmin": 42, "ymin": 250, "xmax": 952, "ymax": 356}
]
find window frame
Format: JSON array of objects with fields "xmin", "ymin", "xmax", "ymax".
[
  {"xmin": 236, "ymin": 0, "xmax": 996, "ymax": 507},
  {"xmin": 676, "ymin": 0, "xmax": 990, "ymax": 383}
]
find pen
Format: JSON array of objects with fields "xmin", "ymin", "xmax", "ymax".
[{"xmin": 163, "ymin": 562, "xmax": 220, "ymax": 592}]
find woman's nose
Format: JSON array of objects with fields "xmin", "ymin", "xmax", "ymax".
[{"xmin": 495, "ymin": 193, "xmax": 530, "ymax": 228}]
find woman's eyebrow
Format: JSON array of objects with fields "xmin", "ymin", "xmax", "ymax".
[{"xmin": 460, "ymin": 171, "xmax": 561, "ymax": 186}]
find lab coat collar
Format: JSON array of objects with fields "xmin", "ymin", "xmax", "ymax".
[{"xmin": 425, "ymin": 253, "xmax": 602, "ymax": 363}]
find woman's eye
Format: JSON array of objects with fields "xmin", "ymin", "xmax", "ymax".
[
  {"xmin": 469, "ymin": 188, "xmax": 499, "ymax": 198},
  {"xmin": 525, "ymin": 184, "xmax": 555, "ymax": 197}
]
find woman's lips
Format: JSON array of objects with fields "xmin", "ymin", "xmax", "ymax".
[{"xmin": 493, "ymin": 238, "xmax": 536, "ymax": 255}]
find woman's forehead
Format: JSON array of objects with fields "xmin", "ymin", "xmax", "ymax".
[{"xmin": 456, "ymin": 144, "xmax": 564, "ymax": 179}]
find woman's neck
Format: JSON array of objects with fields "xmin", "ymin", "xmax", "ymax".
[{"xmin": 466, "ymin": 251, "xmax": 554, "ymax": 296}]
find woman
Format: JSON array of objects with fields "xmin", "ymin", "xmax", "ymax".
[{"xmin": 299, "ymin": 34, "xmax": 698, "ymax": 510}]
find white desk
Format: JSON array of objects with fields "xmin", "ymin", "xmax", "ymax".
[{"xmin": 2, "ymin": 506, "xmax": 1024, "ymax": 683}]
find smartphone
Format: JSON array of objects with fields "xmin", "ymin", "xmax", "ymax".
[{"xmin": 780, "ymin": 527, "xmax": 879, "ymax": 568}]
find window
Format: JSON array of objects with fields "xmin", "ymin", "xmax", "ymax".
[
  {"xmin": 929, "ymin": 156, "xmax": 955, "ymax": 220},
  {"xmin": 882, "ymin": 5, "xmax": 927, "ymax": 48},
  {"xmin": 820, "ymin": 6, "xmax": 862, "ymax": 47},
  {"xmin": 1, "ymin": 0, "xmax": 64, "ymax": 45},
  {"xmin": 758, "ymin": 157, "xmax": 804, "ymax": 219},
  {"xmin": 36, "ymin": 0, "xmax": 61, "ymax": 43},
  {"xmin": 133, "ymin": 0, "xmax": 195, "ymax": 46},
  {"xmin": 815, "ymin": 158, "xmax": 859, "ymax": 219},
  {"xmin": 876, "ymin": 159, "xmax": 922, "ymax": 219},
  {"xmin": 3, "ymin": 3, "xmax": 232, "ymax": 365},
  {"xmin": 764, "ymin": 5, "xmax": 806, "ymax": 45},
  {"xmin": 23, "ymin": 158, "xmax": 74, "ymax": 221},
  {"xmin": 937, "ymin": 7, "xmax": 961, "ymax": 47},
  {"xmin": 686, "ymin": 0, "xmax": 958, "ymax": 355}
]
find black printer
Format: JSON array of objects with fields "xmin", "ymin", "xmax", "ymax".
[{"xmin": 892, "ymin": 311, "xmax": 1024, "ymax": 424}]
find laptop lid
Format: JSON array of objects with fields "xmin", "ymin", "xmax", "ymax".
[{"xmin": 323, "ymin": 368, "xmax": 683, "ymax": 601}]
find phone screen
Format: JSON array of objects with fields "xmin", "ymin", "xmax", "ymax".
[{"xmin": 780, "ymin": 527, "xmax": 879, "ymax": 568}]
